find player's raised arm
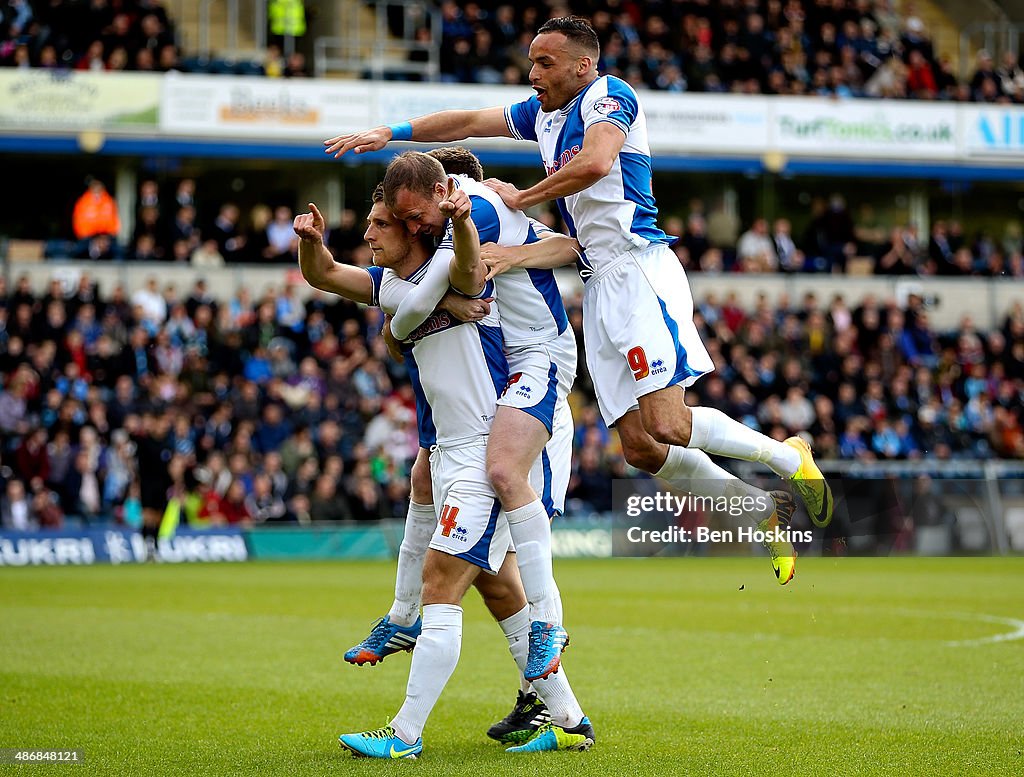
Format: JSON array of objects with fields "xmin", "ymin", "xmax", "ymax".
[
  {"xmin": 295, "ymin": 203, "xmax": 374, "ymax": 305},
  {"xmin": 481, "ymin": 236, "xmax": 582, "ymax": 280},
  {"xmin": 324, "ymin": 107, "xmax": 513, "ymax": 158},
  {"xmin": 442, "ymin": 179, "xmax": 485, "ymax": 297}
]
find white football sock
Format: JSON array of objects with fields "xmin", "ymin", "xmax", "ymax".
[
  {"xmin": 387, "ymin": 502, "xmax": 435, "ymax": 627},
  {"xmin": 656, "ymin": 446, "xmax": 775, "ymax": 524},
  {"xmin": 498, "ymin": 606, "xmax": 533, "ymax": 694},
  {"xmin": 687, "ymin": 406, "xmax": 800, "ymax": 477},
  {"xmin": 391, "ymin": 603, "xmax": 462, "ymax": 744},
  {"xmin": 552, "ymin": 580, "xmax": 563, "ymax": 626},
  {"xmin": 532, "ymin": 667, "xmax": 585, "ymax": 729},
  {"xmin": 506, "ymin": 500, "xmax": 560, "ymax": 624},
  {"xmin": 501, "ymin": 606, "xmax": 581, "ymax": 726}
]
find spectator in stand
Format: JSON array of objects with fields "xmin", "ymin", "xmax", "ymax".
[
  {"xmin": 218, "ymin": 479, "xmax": 254, "ymax": 526},
  {"xmin": 996, "ymin": 52, "xmax": 1024, "ymax": 102},
  {"xmin": 773, "ymin": 218, "xmax": 804, "ymax": 272},
  {"xmin": 325, "ymin": 208, "xmax": 362, "ymax": 263},
  {"xmin": 681, "ymin": 214, "xmax": 710, "ymax": 268},
  {"xmin": 1, "ymin": 479, "xmax": 34, "ymax": 531},
  {"xmin": 137, "ymin": 12, "xmax": 173, "ymax": 56},
  {"xmin": 133, "ymin": 47, "xmax": 155, "ymax": 72},
  {"xmin": 927, "ymin": 220, "xmax": 956, "ymax": 274},
  {"xmin": 970, "ymin": 49, "xmax": 1004, "ymax": 102},
  {"xmin": 168, "ymin": 205, "xmax": 200, "ymax": 253},
  {"xmin": 76, "ymin": 39, "xmax": 106, "ymax": 71},
  {"xmin": 737, "ymin": 218, "xmax": 777, "ymax": 272},
  {"xmin": 864, "ymin": 55, "xmax": 906, "ymax": 97},
  {"xmin": 245, "ymin": 472, "xmax": 288, "ymax": 522},
  {"xmin": 244, "ymin": 205, "xmax": 271, "ymax": 262},
  {"xmin": 131, "ymin": 277, "xmax": 167, "ymax": 327},
  {"xmin": 190, "ymin": 240, "xmax": 224, "ymax": 268},
  {"xmin": 905, "ymin": 49, "xmax": 936, "ymax": 99},
  {"xmin": 73, "ymin": 177, "xmax": 120, "ymax": 241},
  {"xmin": 933, "ymin": 55, "xmax": 960, "ymax": 100},
  {"xmin": 284, "ymin": 51, "xmax": 308, "ymax": 78},
  {"xmin": 309, "ymin": 473, "xmax": 351, "ymax": 522},
  {"xmin": 208, "ymin": 204, "xmax": 246, "ymax": 263},
  {"xmin": 876, "ymin": 227, "xmax": 917, "ymax": 275},
  {"xmin": 263, "ymin": 205, "xmax": 297, "ymax": 262}
]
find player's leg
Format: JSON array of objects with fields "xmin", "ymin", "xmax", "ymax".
[
  {"xmin": 478, "ymin": 553, "xmax": 592, "ymax": 753},
  {"xmin": 385, "ymin": 549, "xmax": 481, "ymax": 745},
  {"xmin": 339, "ymin": 549, "xmax": 479, "ymax": 759},
  {"xmin": 488, "ymin": 334, "xmax": 577, "ymax": 679},
  {"xmin": 639, "ymin": 388, "xmax": 831, "ymax": 527},
  {"xmin": 486, "ymin": 404, "xmax": 560, "ymax": 622},
  {"xmin": 389, "ymin": 448, "xmax": 435, "ymax": 625},
  {"xmin": 343, "ymin": 447, "xmax": 434, "ymax": 665},
  {"xmin": 340, "ymin": 443, "xmax": 510, "ymax": 759},
  {"xmin": 488, "ymin": 411, "xmax": 568, "ymax": 678},
  {"xmin": 475, "ymin": 552, "xmax": 551, "ymax": 744},
  {"xmin": 590, "ymin": 246, "xmax": 831, "ymax": 527},
  {"xmin": 617, "ymin": 410, "xmax": 796, "ymax": 584}
]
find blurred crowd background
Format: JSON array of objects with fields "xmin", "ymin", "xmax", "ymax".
[
  {"xmin": 4, "ymin": 0, "xmax": 1024, "ymax": 101},
  {"xmin": 1, "ymin": 0, "xmax": 1023, "ymax": 533},
  {"xmin": 1, "ymin": 260, "xmax": 1021, "ymax": 530}
]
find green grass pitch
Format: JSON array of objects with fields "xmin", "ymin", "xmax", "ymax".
[{"xmin": 1, "ymin": 557, "xmax": 1022, "ymax": 776}]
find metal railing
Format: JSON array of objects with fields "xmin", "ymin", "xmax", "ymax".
[
  {"xmin": 196, "ymin": 0, "xmax": 266, "ymax": 59},
  {"xmin": 314, "ymin": 0, "xmax": 440, "ymax": 80}
]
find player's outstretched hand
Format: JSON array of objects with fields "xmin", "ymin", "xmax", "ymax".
[
  {"xmin": 323, "ymin": 126, "xmax": 392, "ymax": 158},
  {"xmin": 483, "ymin": 178, "xmax": 523, "ymax": 210},
  {"xmin": 438, "ymin": 177, "xmax": 472, "ymax": 222},
  {"xmin": 444, "ymin": 295, "xmax": 492, "ymax": 322},
  {"xmin": 481, "ymin": 242, "xmax": 523, "ymax": 280},
  {"xmin": 293, "ymin": 202, "xmax": 326, "ymax": 242}
]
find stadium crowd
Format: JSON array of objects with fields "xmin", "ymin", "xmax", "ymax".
[
  {"xmin": 58, "ymin": 175, "xmax": 1024, "ymax": 280},
  {"xmin": 437, "ymin": 0, "xmax": 1018, "ymax": 101},
  {"xmin": 3, "ymin": 0, "xmax": 1024, "ymax": 102},
  {"xmin": 0, "ymin": 260, "xmax": 1021, "ymax": 529}
]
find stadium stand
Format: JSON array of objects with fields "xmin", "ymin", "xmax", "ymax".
[
  {"xmin": 32, "ymin": 175, "xmax": 1024, "ymax": 278},
  {"xmin": 0, "ymin": 265, "xmax": 1021, "ymax": 527},
  {"xmin": 1, "ymin": 0, "xmax": 1020, "ymax": 99},
  {"xmin": 1, "ymin": 3, "xmax": 1022, "ymax": 529}
]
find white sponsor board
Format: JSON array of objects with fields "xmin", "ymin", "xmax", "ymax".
[
  {"xmin": 772, "ymin": 98, "xmax": 958, "ymax": 159},
  {"xmin": 963, "ymin": 106, "xmax": 1024, "ymax": 157},
  {"xmin": 5, "ymin": 70, "xmax": 1024, "ymax": 167},
  {"xmin": 643, "ymin": 93, "xmax": 770, "ymax": 152},
  {"xmin": 160, "ymin": 72, "xmax": 372, "ymax": 138},
  {"xmin": 0, "ymin": 70, "xmax": 160, "ymax": 129}
]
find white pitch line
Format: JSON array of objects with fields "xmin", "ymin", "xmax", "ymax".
[
  {"xmin": 863, "ymin": 606, "xmax": 1024, "ymax": 648},
  {"xmin": 944, "ymin": 613, "xmax": 1024, "ymax": 648}
]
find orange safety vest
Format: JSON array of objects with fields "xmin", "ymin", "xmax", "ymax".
[{"xmin": 73, "ymin": 189, "xmax": 120, "ymax": 239}]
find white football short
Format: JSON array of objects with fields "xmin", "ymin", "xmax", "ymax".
[
  {"xmin": 497, "ymin": 327, "xmax": 578, "ymax": 434},
  {"xmin": 427, "ymin": 404, "xmax": 574, "ymax": 571},
  {"xmin": 528, "ymin": 398, "xmax": 573, "ymax": 518},
  {"xmin": 582, "ymin": 243, "xmax": 714, "ymax": 426},
  {"xmin": 429, "ymin": 437, "xmax": 511, "ymax": 573}
]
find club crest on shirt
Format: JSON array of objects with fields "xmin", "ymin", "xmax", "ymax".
[{"xmin": 594, "ymin": 97, "xmax": 621, "ymax": 115}]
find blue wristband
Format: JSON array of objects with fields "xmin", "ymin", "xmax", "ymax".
[{"xmin": 388, "ymin": 121, "xmax": 413, "ymax": 141}]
